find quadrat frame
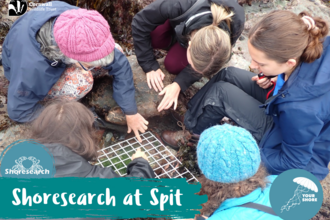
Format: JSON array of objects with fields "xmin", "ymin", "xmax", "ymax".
[{"xmin": 95, "ymin": 132, "xmax": 198, "ymax": 182}]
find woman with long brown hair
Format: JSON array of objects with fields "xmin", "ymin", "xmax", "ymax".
[
  {"xmin": 167, "ymin": 10, "xmax": 330, "ymax": 181},
  {"xmin": 29, "ymin": 101, "xmax": 155, "ymax": 178}
]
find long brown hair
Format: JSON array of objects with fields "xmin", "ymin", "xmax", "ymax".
[
  {"xmin": 30, "ymin": 101, "xmax": 99, "ymax": 161},
  {"xmin": 249, "ymin": 10, "xmax": 329, "ymax": 64},
  {"xmin": 190, "ymin": 4, "xmax": 233, "ymax": 77},
  {"xmin": 198, "ymin": 165, "xmax": 269, "ymax": 215}
]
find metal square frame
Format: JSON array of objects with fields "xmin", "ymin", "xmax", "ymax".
[{"xmin": 95, "ymin": 132, "xmax": 198, "ymax": 182}]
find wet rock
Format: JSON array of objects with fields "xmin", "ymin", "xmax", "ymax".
[
  {"xmin": 85, "ymin": 57, "xmax": 173, "ymax": 125},
  {"xmin": 238, "ymin": 0, "xmax": 253, "ymax": 6},
  {"xmin": 0, "ymin": 19, "xmax": 13, "ymax": 50},
  {"xmin": 105, "ymin": 132, "xmax": 113, "ymax": 143},
  {"xmin": 259, "ymin": 2, "xmax": 275, "ymax": 8},
  {"xmin": 85, "ymin": 56, "xmax": 209, "ymax": 125},
  {"xmin": 244, "ymin": 22, "xmax": 253, "ymax": 31},
  {"xmin": 0, "ymin": 76, "xmax": 9, "ymax": 97},
  {"xmin": 102, "ymin": 131, "xmax": 114, "ymax": 147},
  {"xmin": 0, "ymin": 124, "xmax": 24, "ymax": 154},
  {"xmin": 0, "ymin": 98, "xmax": 13, "ymax": 132},
  {"xmin": 288, "ymin": 0, "xmax": 299, "ymax": 6}
]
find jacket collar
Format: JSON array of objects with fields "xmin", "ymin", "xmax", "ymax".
[
  {"xmin": 215, "ymin": 188, "xmax": 262, "ymax": 214},
  {"xmin": 261, "ymin": 36, "xmax": 330, "ymax": 114},
  {"xmin": 213, "ymin": 176, "xmax": 276, "ymax": 215}
]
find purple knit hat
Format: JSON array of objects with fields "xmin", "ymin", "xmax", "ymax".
[{"xmin": 54, "ymin": 8, "xmax": 115, "ymax": 62}]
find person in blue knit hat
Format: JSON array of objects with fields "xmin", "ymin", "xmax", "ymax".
[{"xmin": 197, "ymin": 124, "xmax": 280, "ymax": 220}]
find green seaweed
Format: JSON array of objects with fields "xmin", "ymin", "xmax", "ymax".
[
  {"xmin": 115, "ymin": 162, "xmax": 124, "ymax": 170},
  {"xmin": 111, "ymin": 157, "xmax": 121, "ymax": 165}
]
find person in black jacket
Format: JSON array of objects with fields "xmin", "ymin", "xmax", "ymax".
[
  {"xmin": 132, "ymin": 0, "xmax": 245, "ymax": 112},
  {"xmin": 29, "ymin": 101, "xmax": 155, "ymax": 178}
]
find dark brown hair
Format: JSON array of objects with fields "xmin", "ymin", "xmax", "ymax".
[
  {"xmin": 30, "ymin": 101, "xmax": 99, "ymax": 161},
  {"xmin": 249, "ymin": 10, "xmax": 329, "ymax": 64},
  {"xmin": 198, "ymin": 165, "xmax": 269, "ymax": 215}
]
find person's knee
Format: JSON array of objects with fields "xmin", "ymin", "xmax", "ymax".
[
  {"xmin": 208, "ymin": 81, "xmax": 230, "ymax": 94},
  {"xmin": 226, "ymin": 67, "xmax": 255, "ymax": 81},
  {"xmin": 150, "ymin": 20, "xmax": 173, "ymax": 49},
  {"xmin": 164, "ymin": 56, "xmax": 185, "ymax": 74},
  {"xmin": 164, "ymin": 43, "xmax": 188, "ymax": 74}
]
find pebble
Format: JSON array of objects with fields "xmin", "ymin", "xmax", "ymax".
[
  {"xmin": 239, "ymin": 36, "xmax": 245, "ymax": 41},
  {"xmin": 105, "ymin": 132, "xmax": 113, "ymax": 143}
]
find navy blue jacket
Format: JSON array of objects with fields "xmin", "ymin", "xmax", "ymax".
[
  {"xmin": 2, "ymin": 1, "xmax": 137, "ymax": 122},
  {"xmin": 260, "ymin": 37, "xmax": 330, "ymax": 180}
]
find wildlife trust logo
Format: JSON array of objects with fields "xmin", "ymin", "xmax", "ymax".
[
  {"xmin": 8, "ymin": 0, "xmax": 54, "ymax": 16},
  {"xmin": 9, "ymin": 0, "xmax": 27, "ymax": 16},
  {"xmin": 5, "ymin": 156, "xmax": 50, "ymax": 175},
  {"xmin": 270, "ymin": 169, "xmax": 323, "ymax": 220},
  {"xmin": 0, "ymin": 140, "xmax": 55, "ymax": 178}
]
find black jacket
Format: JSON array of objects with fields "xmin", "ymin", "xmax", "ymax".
[
  {"xmin": 132, "ymin": 0, "xmax": 245, "ymax": 91},
  {"xmin": 45, "ymin": 143, "xmax": 155, "ymax": 178}
]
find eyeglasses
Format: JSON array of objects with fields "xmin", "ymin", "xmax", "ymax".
[{"xmin": 78, "ymin": 62, "xmax": 95, "ymax": 71}]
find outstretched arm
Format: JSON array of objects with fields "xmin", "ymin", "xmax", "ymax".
[{"xmin": 104, "ymin": 49, "xmax": 149, "ymax": 142}]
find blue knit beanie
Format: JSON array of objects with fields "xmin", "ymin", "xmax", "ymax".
[{"xmin": 197, "ymin": 124, "xmax": 261, "ymax": 183}]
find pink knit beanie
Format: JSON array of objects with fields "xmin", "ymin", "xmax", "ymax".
[{"xmin": 54, "ymin": 8, "xmax": 115, "ymax": 62}]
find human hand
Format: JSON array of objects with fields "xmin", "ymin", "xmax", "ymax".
[
  {"xmin": 126, "ymin": 113, "xmax": 149, "ymax": 142},
  {"xmin": 157, "ymin": 82, "xmax": 181, "ymax": 112},
  {"xmin": 131, "ymin": 148, "xmax": 148, "ymax": 161},
  {"xmin": 146, "ymin": 69, "xmax": 165, "ymax": 92},
  {"xmin": 251, "ymin": 75, "xmax": 277, "ymax": 89}
]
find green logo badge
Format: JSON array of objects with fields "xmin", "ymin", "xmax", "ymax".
[
  {"xmin": 270, "ymin": 169, "xmax": 323, "ymax": 220},
  {"xmin": 0, "ymin": 140, "xmax": 56, "ymax": 178}
]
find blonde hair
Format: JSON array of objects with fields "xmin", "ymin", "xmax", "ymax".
[{"xmin": 190, "ymin": 4, "xmax": 234, "ymax": 77}]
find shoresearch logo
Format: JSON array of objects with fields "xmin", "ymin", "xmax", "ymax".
[
  {"xmin": 4, "ymin": 156, "xmax": 50, "ymax": 175},
  {"xmin": 270, "ymin": 169, "xmax": 323, "ymax": 220},
  {"xmin": 9, "ymin": 0, "xmax": 27, "ymax": 16},
  {"xmin": 0, "ymin": 140, "xmax": 55, "ymax": 178}
]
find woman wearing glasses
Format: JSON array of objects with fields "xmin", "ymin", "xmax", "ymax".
[{"xmin": 2, "ymin": 1, "xmax": 148, "ymax": 142}]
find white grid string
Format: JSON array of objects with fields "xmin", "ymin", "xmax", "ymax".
[{"xmin": 95, "ymin": 132, "xmax": 198, "ymax": 182}]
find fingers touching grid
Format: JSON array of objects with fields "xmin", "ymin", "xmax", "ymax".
[{"xmin": 95, "ymin": 132, "xmax": 198, "ymax": 182}]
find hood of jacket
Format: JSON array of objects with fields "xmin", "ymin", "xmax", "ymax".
[
  {"xmin": 170, "ymin": 0, "xmax": 245, "ymax": 48},
  {"xmin": 24, "ymin": 2, "xmax": 78, "ymax": 55}
]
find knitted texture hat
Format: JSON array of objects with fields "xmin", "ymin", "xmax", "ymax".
[
  {"xmin": 54, "ymin": 9, "xmax": 115, "ymax": 62},
  {"xmin": 197, "ymin": 124, "xmax": 261, "ymax": 183}
]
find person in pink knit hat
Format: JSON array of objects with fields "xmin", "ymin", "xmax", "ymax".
[{"xmin": 2, "ymin": 1, "xmax": 148, "ymax": 142}]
